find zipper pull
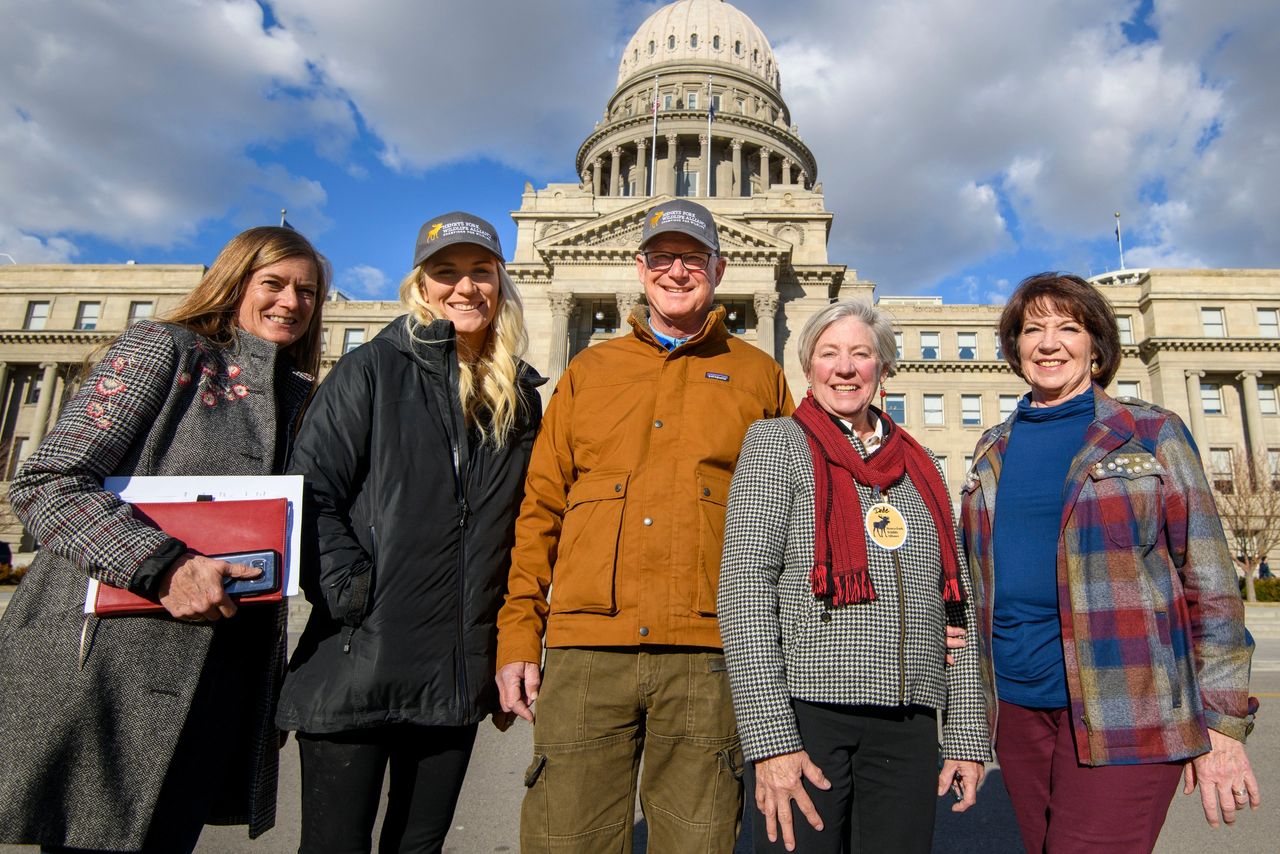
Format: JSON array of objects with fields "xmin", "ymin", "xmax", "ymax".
[{"xmin": 458, "ymin": 499, "xmax": 470, "ymax": 528}]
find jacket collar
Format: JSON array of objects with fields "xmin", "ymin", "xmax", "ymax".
[{"xmin": 628, "ymin": 304, "xmax": 729, "ymax": 353}]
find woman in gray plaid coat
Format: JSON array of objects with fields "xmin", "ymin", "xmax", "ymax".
[
  {"xmin": 719, "ymin": 301, "xmax": 989, "ymax": 853},
  {"xmin": 0, "ymin": 227, "xmax": 328, "ymax": 852}
]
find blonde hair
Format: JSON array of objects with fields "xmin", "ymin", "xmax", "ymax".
[
  {"xmin": 164, "ymin": 226, "xmax": 330, "ymax": 376},
  {"xmin": 398, "ymin": 261, "xmax": 529, "ymax": 447}
]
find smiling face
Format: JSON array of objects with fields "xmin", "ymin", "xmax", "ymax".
[
  {"xmin": 234, "ymin": 256, "xmax": 318, "ymax": 347},
  {"xmin": 420, "ymin": 243, "xmax": 501, "ymax": 355},
  {"xmin": 806, "ymin": 316, "xmax": 888, "ymax": 427},
  {"xmin": 1017, "ymin": 301, "xmax": 1097, "ymax": 406},
  {"xmin": 636, "ymin": 233, "xmax": 725, "ymax": 338}
]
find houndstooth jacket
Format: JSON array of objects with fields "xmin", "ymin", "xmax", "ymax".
[
  {"xmin": 0, "ymin": 319, "xmax": 312, "ymax": 849},
  {"xmin": 718, "ymin": 416, "xmax": 990, "ymax": 764}
]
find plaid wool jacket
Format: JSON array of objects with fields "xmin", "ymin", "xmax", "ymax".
[{"xmin": 960, "ymin": 387, "xmax": 1254, "ymax": 766}]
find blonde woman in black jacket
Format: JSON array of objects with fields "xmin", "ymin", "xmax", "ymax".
[{"xmin": 276, "ymin": 212, "xmax": 542, "ymax": 853}]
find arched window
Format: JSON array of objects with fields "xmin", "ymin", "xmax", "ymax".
[
  {"xmin": 690, "ymin": 33, "xmax": 698, "ymax": 48},
  {"xmin": 668, "ymin": 35, "xmax": 675, "ymax": 49},
  {"xmin": 752, "ymin": 48, "xmax": 759, "ymax": 63},
  {"xmin": 648, "ymin": 40, "xmax": 655, "ymax": 55},
  {"xmin": 766, "ymin": 60, "xmax": 772, "ymax": 76},
  {"xmin": 713, "ymin": 35, "xmax": 721, "ymax": 50},
  {"xmin": 735, "ymin": 40, "xmax": 742, "ymax": 55},
  {"xmin": 633, "ymin": 48, "xmax": 638, "ymax": 62}
]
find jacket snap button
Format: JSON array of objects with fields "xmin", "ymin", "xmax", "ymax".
[
  {"xmin": 639, "ymin": 626, "xmax": 650, "ymax": 637},
  {"xmin": 654, "ymin": 420, "xmax": 664, "ymax": 428},
  {"xmin": 615, "ymin": 483, "xmax": 622, "ymax": 492},
  {"xmin": 820, "ymin": 612, "xmax": 832, "ymax": 623},
  {"xmin": 702, "ymin": 487, "xmax": 711, "ymax": 496},
  {"xmin": 643, "ymin": 517, "xmax": 653, "ymax": 526}
]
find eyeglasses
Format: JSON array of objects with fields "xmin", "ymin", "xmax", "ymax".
[{"xmin": 642, "ymin": 251, "xmax": 714, "ymax": 272}]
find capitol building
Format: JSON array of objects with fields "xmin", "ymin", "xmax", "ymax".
[{"xmin": 1, "ymin": 0, "xmax": 1278, "ymax": 549}]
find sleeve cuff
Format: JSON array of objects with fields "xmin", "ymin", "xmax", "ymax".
[
  {"xmin": 1205, "ymin": 710, "xmax": 1255, "ymax": 743},
  {"xmin": 127, "ymin": 537, "xmax": 188, "ymax": 596}
]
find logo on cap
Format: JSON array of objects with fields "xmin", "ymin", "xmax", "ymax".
[
  {"xmin": 426, "ymin": 222, "xmax": 444, "ymax": 240},
  {"xmin": 650, "ymin": 210, "xmax": 665, "ymax": 227}
]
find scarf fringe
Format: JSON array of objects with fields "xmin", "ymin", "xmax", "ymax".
[
  {"xmin": 941, "ymin": 576, "xmax": 962, "ymax": 603},
  {"xmin": 810, "ymin": 564, "xmax": 830, "ymax": 597},
  {"xmin": 832, "ymin": 571, "xmax": 877, "ymax": 607}
]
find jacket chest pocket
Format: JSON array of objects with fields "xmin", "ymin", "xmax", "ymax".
[
  {"xmin": 1087, "ymin": 453, "xmax": 1165, "ymax": 548},
  {"xmin": 552, "ymin": 470, "xmax": 629, "ymax": 615},
  {"xmin": 694, "ymin": 469, "xmax": 732, "ymax": 616}
]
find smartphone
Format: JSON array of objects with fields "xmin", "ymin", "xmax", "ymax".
[{"xmin": 217, "ymin": 550, "xmax": 279, "ymax": 596}]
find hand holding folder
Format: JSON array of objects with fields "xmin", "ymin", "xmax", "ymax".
[{"xmin": 91, "ymin": 497, "xmax": 288, "ymax": 617}]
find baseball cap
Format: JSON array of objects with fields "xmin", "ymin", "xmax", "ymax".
[
  {"xmin": 413, "ymin": 212, "xmax": 504, "ymax": 268},
  {"xmin": 638, "ymin": 199, "xmax": 720, "ymax": 253}
]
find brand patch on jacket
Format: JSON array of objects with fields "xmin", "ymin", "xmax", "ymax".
[{"xmin": 705, "ymin": 372, "xmax": 730, "ymax": 382}]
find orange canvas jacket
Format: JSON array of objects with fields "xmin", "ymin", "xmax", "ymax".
[{"xmin": 496, "ymin": 306, "xmax": 794, "ymax": 666}]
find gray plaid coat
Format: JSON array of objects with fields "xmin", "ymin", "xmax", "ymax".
[
  {"xmin": 718, "ymin": 417, "xmax": 990, "ymax": 764},
  {"xmin": 0, "ymin": 320, "xmax": 312, "ymax": 849}
]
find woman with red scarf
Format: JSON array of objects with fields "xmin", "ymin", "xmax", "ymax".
[{"xmin": 719, "ymin": 301, "xmax": 988, "ymax": 853}]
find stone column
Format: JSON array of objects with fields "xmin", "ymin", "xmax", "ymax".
[
  {"xmin": 666, "ymin": 133, "xmax": 679, "ymax": 196},
  {"xmin": 1238, "ymin": 370, "xmax": 1266, "ymax": 463},
  {"xmin": 0, "ymin": 362, "xmax": 9, "ymax": 437},
  {"xmin": 29, "ymin": 362, "xmax": 59, "ymax": 446},
  {"xmin": 759, "ymin": 147, "xmax": 772, "ymax": 191},
  {"xmin": 699, "ymin": 134, "xmax": 710, "ymax": 197},
  {"xmin": 730, "ymin": 139, "xmax": 744, "ymax": 198},
  {"xmin": 592, "ymin": 157, "xmax": 603, "ymax": 197},
  {"xmin": 1184, "ymin": 370, "xmax": 1207, "ymax": 457},
  {"xmin": 616, "ymin": 293, "xmax": 641, "ymax": 336},
  {"xmin": 547, "ymin": 292, "xmax": 575, "ymax": 387},
  {"xmin": 48, "ymin": 369, "xmax": 66, "ymax": 427},
  {"xmin": 635, "ymin": 139, "xmax": 648, "ymax": 197},
  {"xmin": 609, "ymin": 147, "xmax": 622, "ymax": 197},
  {"xmin": 753, "ymin": 292, "xmax": 780, "ymax": 361},
  {"xmin": 782, "ymin": 157, "xmax": 793, "ymax": 185}
]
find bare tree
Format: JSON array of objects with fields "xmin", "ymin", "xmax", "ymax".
[{"xmin": 1211, "ymin": 447, "xmax": 1280, "ymax": 603}]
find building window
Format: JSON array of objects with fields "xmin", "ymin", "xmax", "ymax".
[
  {"xmin": 923, "ymin": 394, "xmax": 944, "ymax": 426},
  {"xmin": 24, "ymin": 301, "xmax": 50, "ymax": 331},
  {"xmin": 894, "ymin": 331, "xmax": 903, "ymax": 360},
  {"xmin": 687, "ymin": 92, "xmax": 698, "ymax": 110},
  {"xmin": 1209, "ymin": 448, "xmax": 1233, "ymax": 494},
  {"xmin": 662, "ymin": 93, "xmax": 674, "ymax": 111},
  {"xmin": 1116, "ymin": 380, "xmax": 1141, "ymax": 400},
  {"xmin": 999, "ymin": 394, "xmax": 1018, "ymax": 420},
  {"xmin": 676, "ymin": 169, "xmax": 699, "ymax": 196},
  {"xmin": 1201, "ymin": 307, "xmax": 1225, "ymax": 337},
  {"xmin": 957, "ymin": 331, "xmax": 977, "ymax": 360},
  {"xmin": 994, "ymin": 331, "xmax": 1003, "ymax": 360},
  {"xmin": 648, "ymin": 40, "xmax": 655, "ymax": 55},
  {"xmin": 128, "ymin": 301, "xmax": 154, "ymax": 324},
  {"xmin": 736, "ymin": 98, "xmax": 745, "ymax": 113},
  {"xmin": 1117, "ymin": 315, "xmax": 1134, "ymax": 345},
  {"xmin": 342, "ymin": 328, "xmax": 365, "ymax": 354},
  {"xmin": 964, "ymin": 454, "xmax": 974, "ymax": 473},
  {"xmin": 1259, "ymin": 308, "xmax": 1279, "ymax": 338},
  {"xmin": 690, "ymin": 33, "xmax": 698, "ymax": 48},
  {"xmin": 668, "ymin": 35, "xmax": 676, "ymax": 50},
  {"xmin": 712, "ymin": 93, "xmax": 721, "ymax": 112},
  {"xmin": 920, "ymin": 331, "xmax": 940, "ymax": 360},
  {"xmin": 1200, "ymin": 382, "xmax": 1223, "ymax": 414},
  {"xmin": 24, "ymin": 375, "xmax": 42, "ymax": 405},
  {"xmin": 1269, "ymin": 449, "xmax": 1280, "ymax": 490},
  {"xmin": 1260, "ymin": 383, "xmax": 1278, "ymax": 415},
  {"xmin": 735, "ymin": 40, "xmax": 742, "ymax": 55},
  {"xmin": 590, "ymin": 301, "xmax": 618, "ymax": 334},
  {"xmin": 752, "ymin": 48, "xmax": 759, "ymax": 63},
  {"xmin": 718, "ymin": 300, "xmax": 749, "ymax": 334},
  {"xmin": 75, "ymin": 301, "xmax": 101, "ymax": 331},
  {"xmin": 961, "ymin": 395, "xmax": 982, "ymax": 426},
  {"xmin": 713, "ymin": 35, "xmax": 721, "ymax": 50},
  {"xmin": 884, "ymin": 393, "xmax": 905, "ymax": 424}
]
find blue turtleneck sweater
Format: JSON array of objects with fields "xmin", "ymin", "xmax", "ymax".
[{"xmin": 992, "ymin": 387, "xmax": 1096, "ymax": 709}]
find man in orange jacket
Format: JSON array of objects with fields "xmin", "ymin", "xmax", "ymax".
[{"xmin": 496, "ymin": 199, "xmax": 793, "ymax": 853}]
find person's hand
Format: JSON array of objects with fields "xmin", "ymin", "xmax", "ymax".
[
  {"xmin": 491, "ymin": 710, "xmax": 517, "ymax": 732},
  {"xmin": 1183, "ymin": 728, "xmax": 1261, "ymax": 826},
  {"xmin": 938, "ymin": 759, "xmax": 984, "ymax": 812},
  {"xmin": 158, "ymin": 553, "xmax": 261, "ymax": 621},
  {"xmin": 753, "ymin": 750, "xmax": 831, "ymax": 852},
  {"xmin": 496, "ymin": 661, "xmax": 541, "ymax": 723},
  {"xmin": 944, "ymin": 625, "xmax": 967, "ymax": 666}
]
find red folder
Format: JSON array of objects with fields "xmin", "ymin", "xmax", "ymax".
[{"xmin": 92, "ymin": 497, "xmax": 289, "ymax": 617}]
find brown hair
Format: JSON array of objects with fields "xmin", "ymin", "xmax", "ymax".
[
  {"xmin": 163, "ymin": 226, "xmax": 330, "ymax": 376},
  {"xmin": 998, "ymin": 272, "xmax": 1121, "ymax": 387}
]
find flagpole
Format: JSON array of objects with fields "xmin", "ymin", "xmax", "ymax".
[
  {"xmin": 649, "ymin": 74, "xmax": 659, "ymax": 196},
  {"xmin": 1114, "ymin": 211, "xmax": 1126, "ymax": 270},
  {"xmin": 704, "ymin": 75, "xmax": 712, "ymax": 197},
  {"xmin": 280, "ymin": 208, "xmax": 287, "ymax": 227}
]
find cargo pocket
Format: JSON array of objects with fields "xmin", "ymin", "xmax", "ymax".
[
  {"xmin": 694, "ymin": 469, "xmax": 732, "ymax": 616},
  {"xmin": 552, "ymin": 470, "xmax": 628, "ymax": 614}
]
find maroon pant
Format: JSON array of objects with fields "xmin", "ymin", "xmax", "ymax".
[{"xmin": 996, "ymin": 701, "xmax": 1183, "ymax": 853}]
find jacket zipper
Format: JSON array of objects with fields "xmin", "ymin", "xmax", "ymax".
[
  {"xmin": 879, "ymin": 484, "xmax": 907, "ymax": 706},
  {"xmin": 446, "ymin": 355, "xmax": 470, "ymax": 711}
]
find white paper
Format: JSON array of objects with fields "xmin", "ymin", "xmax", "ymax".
[{"xmin": 85, "ymin": 475, "xmax": 304, "ymax": 614}]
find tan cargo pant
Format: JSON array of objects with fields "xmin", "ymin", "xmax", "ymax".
[{"xmin": 520, "ymin": 647, "xmax": 743, "ymax": 853}]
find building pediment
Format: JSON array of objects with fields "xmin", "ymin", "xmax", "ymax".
[{"xmin": 534, "ymin": 196, "xmax": 792, "ymax": 266}]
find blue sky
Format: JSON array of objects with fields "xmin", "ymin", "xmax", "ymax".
[{"xmin": 2, "ymin": 0, "xmax": 1277, "ymax": 305}]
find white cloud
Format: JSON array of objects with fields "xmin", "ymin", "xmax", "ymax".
[{"xmin": 339, "ymin": 264, "xmax": 390, "ymax": 297}]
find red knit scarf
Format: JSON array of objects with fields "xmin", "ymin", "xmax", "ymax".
[{"xmin": 792, "ymin": 393, "xmax": 964, "ymax": 607}]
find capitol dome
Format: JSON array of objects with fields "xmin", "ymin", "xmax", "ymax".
[{"xmin": 617, "ymin": 0, "xmax": 780, "ymax": 92}]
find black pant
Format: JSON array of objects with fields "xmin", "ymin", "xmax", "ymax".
[
  {"xmin": 296, "ymin": 723, "xmax": 479, "ymax": 854},
  {"xmin": 745, "ymin": 701, "xmax": 939, "ymax": 854}
]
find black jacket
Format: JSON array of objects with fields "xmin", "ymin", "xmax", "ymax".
[{"xmin": 276, "ymin": 316, "xmax": 543, "ymax": 733}]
